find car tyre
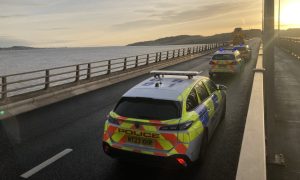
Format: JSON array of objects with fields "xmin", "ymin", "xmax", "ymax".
[
  {"xmin": 221, "ymin": 98, "xmax": 226, "ymax": 120},
  {"xmin": 209, "ymin": 72, "xmax": 214, "ymax": 78}
]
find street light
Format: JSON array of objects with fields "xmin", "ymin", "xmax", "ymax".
[{"xmin": 278, "ymin": 0, "xmax": 281, "ymax": 38}]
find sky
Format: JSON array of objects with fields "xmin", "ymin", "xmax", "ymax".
[{"xmin": 0, "ymin": 0, "xmax": 270, "ymax": 47}]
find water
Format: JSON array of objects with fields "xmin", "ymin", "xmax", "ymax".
[
  {"xmin": 0, "ymin": 44, "xmax": 203, "ymax": 97},
  {"xmin": 0, "ymin": 45, "xmax": 200, "ymax": 76}
]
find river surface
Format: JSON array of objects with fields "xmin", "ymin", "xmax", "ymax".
[{"xmin": 0, "ymin": 45, "xmax": 202, "ymax": 76}]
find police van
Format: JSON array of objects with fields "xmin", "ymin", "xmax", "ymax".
[{"xmin": 102, "ymin": 70, "xmax": 227, "ymax": 168}]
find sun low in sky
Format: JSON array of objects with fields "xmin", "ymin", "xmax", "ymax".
[
  {"xmin": 277, "ymin": 0, "xmax": 300, "ymax": 29},
  {"xmin": 0, "ymin": 0, "xmax": 288, "ymax": 48}
]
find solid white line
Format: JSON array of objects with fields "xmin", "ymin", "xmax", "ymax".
[{"xmin": 20, "ymin": 148, "xmax": 73, "ymax": 179}]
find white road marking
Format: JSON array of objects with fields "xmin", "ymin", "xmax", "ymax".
[{"xmin": 20, "ymin": 148, "xmax": 73, "ymax": 179}]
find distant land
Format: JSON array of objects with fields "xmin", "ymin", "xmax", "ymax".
[
  {"xmin": 278, "ymin": 28, "xmax": 300, "ymax": 37},
  {"xmin": 128, "ymin": 28, "xmax": 300, "ymax": 46},
  {"xmin": 0, "ymin": 46, "xmax": 36, "ymax": 51}
]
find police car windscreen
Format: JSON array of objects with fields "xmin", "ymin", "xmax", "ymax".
[
  {"xmin": 114, "ymin": 97, "xmax": 181, "ymax": 120},
  {"xmin": 212, "ymin": 54, "xmax": 235, "ymax": 60}
]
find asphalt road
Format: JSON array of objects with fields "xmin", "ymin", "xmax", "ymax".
[
  {"xmin": 0, "ymin": 38, "xmax": 261, "ymax": 180},
  {"xmin": 267, "ymin": 48, "xmax": 300, "ymax": 180}
]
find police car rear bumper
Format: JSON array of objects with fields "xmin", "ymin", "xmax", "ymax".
[
  {"xmin": 102, "ymin": 142, "xmax": 192, "ymax": 168},
  {"xmin": 209, "ymin": 67, "xmax": 238, "ymax": 73}
]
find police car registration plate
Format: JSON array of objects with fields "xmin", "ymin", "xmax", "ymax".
[{"xmin": 127, "ymin": 136, "xmax": 153, "ymax": 146}]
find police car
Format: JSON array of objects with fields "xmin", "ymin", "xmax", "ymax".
[
  {"xmin": 209, "ymin": 49, "xmax": 243, "ymax": 77},
  {"xmin": 102, "ymin": 70, "xmax": 227, "ymax": 168},
  {"xmin": 233, "ymin": 44, "xmax": 252, "ymax": 60}
]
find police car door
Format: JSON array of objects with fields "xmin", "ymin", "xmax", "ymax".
[
  {"xmin": 194, "ymin": 81, "xmax": 215, "ymax": 139},
  {"xmin": 203, "ymin": 79, "xmax": 222, "ymax": 133}
]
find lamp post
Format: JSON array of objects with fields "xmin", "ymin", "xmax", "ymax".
[
  {"xmin": 278, "ymin": 0, "xmax": 281, "ymax": 38},
  {"xmin": 263, "ymin": 0, "xmax": 275, "ymax": 129}
]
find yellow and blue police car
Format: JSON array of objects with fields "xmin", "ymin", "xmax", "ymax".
[
  {"xmin": 233, "ymin": 44, "xmax": 252, "ymax": 61},
  {"xmin": 209, "ymin": 49, "xmax": 244, "ymax": 78},
  {"xmin": 102, "ymin": 70, "xmax": 227, "ymax": 168}
]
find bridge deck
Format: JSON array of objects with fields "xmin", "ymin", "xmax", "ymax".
[
  {"xmin": 0, "ymin": 39, "xmax": 261, "ymax": 180},
  {"xmin": 267, "ymin": 47, "xmax": 300, "ymax": 180}
]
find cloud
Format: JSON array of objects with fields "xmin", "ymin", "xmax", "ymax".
[
  {"xmin": 38, "ymin": 27, "xmax": 71, "ymax": 31},
  {"xmin": 112, "ymin": 1, "xmax": 257, "ymax": 30},
  {"xmin": 0, "ymin": 14, "xmax": 29, "ymax": 19}
]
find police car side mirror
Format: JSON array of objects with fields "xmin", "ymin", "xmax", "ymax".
[{"xmin": 217, "ymin": 84, "xmax": 227, "ymax": 91}]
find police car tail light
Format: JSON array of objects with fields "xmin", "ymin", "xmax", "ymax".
[
  {"xmin": 159, "ymin": 121, "xmax": 193, "ymax": 131},
  {"xmin": 230, "ymin": 61, "xmax": 237, "ymax": 65},
  {"xmin": 176, "ymin": 158, "xmax": 187, "ymax": 167},
  {"xmin": 108, "ymin": 116, "xmax": 119, "ymax": 125}
]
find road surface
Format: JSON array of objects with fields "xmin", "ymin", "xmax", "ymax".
[{"xmin": 0, "ymin": 38, "xmax": 261, "ymax": 180}]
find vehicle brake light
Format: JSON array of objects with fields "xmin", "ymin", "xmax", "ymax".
[
  {"xmin": 230, "ymin": 61, "xmax": 237, "ymax": 65},
  {"xmin": 209, "ymin": 61, "xmax": 216, "ymax": 65},
  {"xmin": 176, "ymin": 158, "xmax": 187, "ymax": 167}
]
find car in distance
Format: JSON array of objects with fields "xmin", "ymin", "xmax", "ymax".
[
  {"xmin": 209, "ymin": 49, "xmax": 243, "ymax": 78},
  {"xmin": 233, "ymin": 44, "xmax": 252, "ymax": 61},
  {"xmin": 102, "ymin": 70, "xmax": 227, "ymax": 168}
]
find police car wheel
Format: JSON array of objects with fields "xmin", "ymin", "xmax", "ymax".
[{"xmin": 221, "ymin": 98, "xmax": 226, "ymax": 120}]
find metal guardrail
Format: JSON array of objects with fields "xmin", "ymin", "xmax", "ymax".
[
  {"xmin": 278, "ymin": 37, "xmax": 300, "ymax": 59},
  {"xmin": 0, "ymin": 42, "xmax": 228, "ymax": 101},
  {"xmin": 236, "ymin": 45, "xmax": 266, "ymax": 180}
]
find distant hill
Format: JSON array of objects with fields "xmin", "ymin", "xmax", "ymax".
[
  {"xmin": 0, "ymin": 46, "xmax": 36, "ymax": 51},
  {"xmin": 128, "ymin": 29, "xmax": 262, "ymax": 46},
  {"xmin": 279, "ymin": 28, "xmax": 300, "ymax": 37}
]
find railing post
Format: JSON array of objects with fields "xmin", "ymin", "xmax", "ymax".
[
  {"xmin": 159, "ymin": 52, "xmax": 162, "ymax": 61},
  {"xmin": 166, "ymin": 51, "xmax": 169, "ymax": 60},
  {"xmin": 45, "ymin": 70, "xmax": 50, "ymax": 89},
  {"xmin": 183, "ymin": 49, "xmax": 185, "ymax": 56},
  {"xmin": 177, "ymin": 49, "xmax": 180, "ymax": 57},
  {"xmin": 75, "ymin": 65, "xmax": 80, "ymax": 82},
  {"xmin": 146, "ymin": 54, "xmax": 149, "ymax": 65},
  {"xmin": 135, "ymin": 56, "xmax": 138, "ymax": 68},
  {"xmin": 87, "ymin": 63, "xmax": 91, "ymax": 79},
  {"xmin": 1, "ymin": 76, "xmax": 7, "ymax": 99},
  {"xmin": 123, "ymin": 57, "xmax": 127, "ymax": 70},
  {"xmin": 173, "ymin": 50, "xmax": 175, "ymax": 58},
  {"xmin": 107, "ymin": 60, "xmax": 111, "ymax": 74},
  {"xmin": 155, "ymin": 53, "xmax": 158, "ymax": 62}
]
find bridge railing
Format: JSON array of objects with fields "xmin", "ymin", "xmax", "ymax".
[
  {"xmin": 278, "ymin": 37, "xmax": 300, "ymax": 59},
  {"xmin": 0, "ymin": 42, "xmax": 228, "ymax": 101}
]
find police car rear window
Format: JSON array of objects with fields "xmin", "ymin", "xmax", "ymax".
[
  {"xmin": 235, "ymin": 47, "xmax": 246, "ymax": 52},
  {"xmin": 212, "ymin": 54, "xmax": 235, "ymax": 60},
  {"xmin": 114, "ymin": 97, "xmax": 181, "ymax": 120}
]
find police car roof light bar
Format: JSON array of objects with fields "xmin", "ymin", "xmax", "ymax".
[{"xmin": 150, "ymin": 70, "xmax": 202, "ymax": 79}]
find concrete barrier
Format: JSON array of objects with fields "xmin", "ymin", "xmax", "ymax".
[{"xmin": 236, "ymin": 46, "xmax": 266, "ymax": 180}]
